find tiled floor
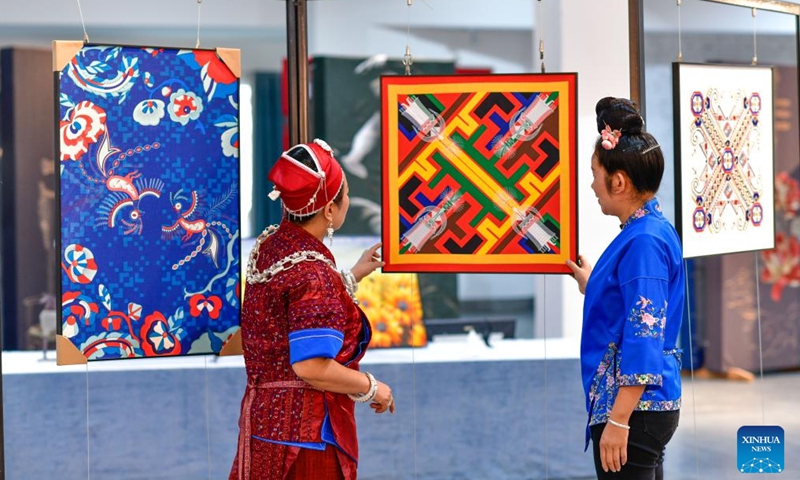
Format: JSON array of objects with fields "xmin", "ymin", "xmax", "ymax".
[
  {"xmin": 664, "ymin": 371, "xmax": 800, "ymax": 479},
  {"xmin": 3, "ymin": 350, "xmax": 798, "ymax": 479}
]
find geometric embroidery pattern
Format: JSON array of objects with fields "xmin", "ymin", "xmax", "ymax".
[
  {"xmin": 673, "ymin": 63, "xmax": 775, "ymax": 259},
  {"xmin": 688, "ymin": 88, "xmax": 765, "ymax": 233},
  {"xmin": 381, "ymin": 74, "xmax": 577, "ymax": 273}
]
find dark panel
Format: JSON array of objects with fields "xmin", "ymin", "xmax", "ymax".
[
  {"xmin": 0, "ymin": 48, "xmax": 55, "ymax": 351},
  {"xmin": 252, "ymin": 72, "xmax": 284, "ymax": 230}
]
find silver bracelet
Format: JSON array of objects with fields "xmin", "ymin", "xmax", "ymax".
[
  {"xmin": 340, "ymin": 269, "xmax": 358, "ymax": 295},
  {"xmin": 607, "ymin": 418, "xmax": 630, "ymax": 430},
  {"xmin": 346, "ymin": 269, "xmax": 358, "ymax": 293},
  {"xmin": 348, "ymin": 372, "xmax": 378, "ymax": 403}
]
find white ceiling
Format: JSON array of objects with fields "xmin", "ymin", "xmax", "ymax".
[
  {"xmin": 0, "ymin": 0, "xmax": 797, "ymax": 75},
  {"xmin": 643, "ymin": 0, "xmax": 798, "ymax": 34}
]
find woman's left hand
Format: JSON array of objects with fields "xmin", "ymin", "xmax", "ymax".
[
  {"xmin": 369, "ymin": 380, "xmax": 395, "ymax": 414},
  {"xmin": 351, "ymin": 242, "xmax": 384, "ymax": 282},
  {"xmin": 599, "ymin": 422, "xmax": 629, "ymax": 473}
]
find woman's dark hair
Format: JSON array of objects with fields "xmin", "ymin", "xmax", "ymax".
[
  {"xmin": 283, "ymin": 145, "xmax": 345, "ymax": 224},
  {"xmin": 594, "ymin": 97, "xmax": 663, "ymax": 195}
]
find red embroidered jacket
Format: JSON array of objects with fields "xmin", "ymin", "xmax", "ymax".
[{"xmin": 238, "ymin": 221, "xmax": 370, "ymax": 477}]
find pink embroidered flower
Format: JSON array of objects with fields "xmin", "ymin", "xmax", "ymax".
[
  {"xmin": 600, "ymin": 124, "xmax": 621, "ymax": 150},
  {"xmin": 641, "ymin": 312, "xmax": 658, "ymax": 328},
  {"xmin": 189, "ymin": 294, "xmax": 222, "ymax": 319},
  {"xmin": 60, "ymin": 101, "xmax": 107, "ymax": 161}
]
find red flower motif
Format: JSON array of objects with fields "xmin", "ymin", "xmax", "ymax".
[
  {"xmin": 168, "ymin": 89, "xmax": 203, "ymax": 125},
  {"xmin": 761, "ymin": 232, "xmax": 800, "ymax": 302},
  {"xmin": 189, "ymin": 294, "xmax": 222, "ymax": 319},
  {"xmin": 60, "ymin": 101, "xmax": 107, "ymax": 161},
  {"xmin": 192, "ymin": 51, "xmax": 237, "ymax": 85},
  {"xmin": 101, "ymin": 315, "xmax": 124, "ymax": 331},
  {"xmin": 775, "ymin": 171, "xmax": 800, "ymax": 219},
  {"xmin": 139, "ymin": 311, "xmax": 183, "ymax": 356}
]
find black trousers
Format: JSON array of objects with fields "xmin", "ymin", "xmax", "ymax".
[{"xmin": 590, "ymin": 410, "xmax": 680, "ymax": 480}]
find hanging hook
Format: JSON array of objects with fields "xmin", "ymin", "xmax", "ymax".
[
  {"xmin": 196, "ymin": 0, "xmax": 203, "ymax": 49},
  {"xmin": 403, "ymin": 45, "xmax": 414, "ymax": 76},
  {"xmin": 537, "ymin": 0, "xmax": 545, "ymax": 73},
  {"xmin": 75, "ymin": 0, "xmax": 90, "ymax": 43},
  {"xmin": 404, "ymin": 0, "xmax": 413, "ymax": 75},
  {"xmin": 752, "ymin": 7, "xmax": 758, "ymax": 65},
  {"xmin": 676, "ymin": 0, "xmax": 683, "ymax": 62},
  {"xmin": 539, "ymin": 39, "xmax": 546, "ymax": 74}
]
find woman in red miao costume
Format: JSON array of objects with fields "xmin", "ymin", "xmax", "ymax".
[{"xmin": 229, "ymin": 139, "xmax": 394, "ymax": 480}]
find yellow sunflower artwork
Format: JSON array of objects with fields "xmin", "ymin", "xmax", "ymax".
[{"xmin": 358, "ymin": 272, "xmax": 427, "ymax": 348}]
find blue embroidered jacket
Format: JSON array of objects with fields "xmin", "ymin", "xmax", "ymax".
[{"xmin": 580, "ymin": 198, "xmax": 684, "ymax": 449}]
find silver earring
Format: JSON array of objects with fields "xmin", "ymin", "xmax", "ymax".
[{"xmin": 327, "ymin": 222, "xmax": 334, "ymax": 245}]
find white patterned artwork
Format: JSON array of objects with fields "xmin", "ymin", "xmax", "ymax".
[{"xmin": 672, "ymin": 63, "xmax": 775, "ymax": 258}]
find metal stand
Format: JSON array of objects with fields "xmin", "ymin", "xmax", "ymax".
[{"xmin": 286, "ymin": 0, "xmax": 309, "ymax": 145}]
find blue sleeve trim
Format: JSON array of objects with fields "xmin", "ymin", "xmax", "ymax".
[
  {"xmin": 289, "ymin": 328, "xmax": 345, "ymax": 364},
  {"xmin": 617, "ymin": 373, "xmax": 663, "ymax": 386}
]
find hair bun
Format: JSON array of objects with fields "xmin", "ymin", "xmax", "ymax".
[{"xmin": 596, "ymin": 97, "xmax": 644, "ymax": 134}]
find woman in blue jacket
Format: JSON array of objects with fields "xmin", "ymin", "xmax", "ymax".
[{"xmin": 567, "ymin": 97, "xmax": 684, "ymax": 480}]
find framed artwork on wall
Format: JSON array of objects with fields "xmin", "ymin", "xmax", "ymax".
[
  {"xmin": 381, "ymin": 73, "xmax": 578, "ymax": 273},
  {"xmin": 54, "ymin": 42, "xmax": 242, "ymax": 364},
  {"xmin": 673, "ymin": 63, "xmax": 776, "ymax": 258}
]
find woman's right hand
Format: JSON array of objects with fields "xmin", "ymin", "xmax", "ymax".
[
  {"xmin": 566, "ymin": 255, "xmax": 592, "ymax": 295},
  {"xmin": 351, "ymin": 242, "xmax": 384, "ymax": 282},
  {"xmin": 370, "ymin": 380, "xmax": 395, "ymax": 414}
]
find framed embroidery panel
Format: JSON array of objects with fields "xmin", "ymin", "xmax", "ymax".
[
  {"xmin": 673, "ymin": 63, "xmax": 776, "ymax": 258},
  {"xmin": 54, "ymin": 42, "xmax": 242, "ymax": 364},
  {"xmin": 381, "ymin": 73, "xmax": 578, "ymax": 274}
]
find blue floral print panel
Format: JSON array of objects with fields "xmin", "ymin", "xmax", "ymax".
[{"xmin": 57, "ymin": 44, "xmax": 240, "ymax": 361}]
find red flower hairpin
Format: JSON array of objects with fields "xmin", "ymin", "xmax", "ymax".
[{"xmin": 601, "ymin": 124, "xmax": 621, "ymax": 150}]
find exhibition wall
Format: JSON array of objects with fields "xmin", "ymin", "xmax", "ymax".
[{"xmin": 0, "ymin": 0, "xmax": 797, "ymax": 479}]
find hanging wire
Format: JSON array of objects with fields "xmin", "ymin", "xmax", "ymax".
[
  {"xmin": 75, "ymin": 0, "xmax": 90, "ymax": 43},
  {"xmin": 410, "ymin": 300, "xmax": 419, "ymax": 480},
  {"xmin": 204, "ymin": 356, "xmax": 213, "ymax": 480},
  {"xmin": 196, "ymin": 0, "xmax": 203, "ymax": 49},
  {"xmin": 538, "ymin": 0, "xmax": 546, "ymax": 73},
  {"xmin": 682, "ymin": 261, "xmax": 699, "ymax": 480},
  {"xmin": 532, "ymin": 0, "xmax": 548, "ymax": 442},
  {"xmin": 85, "ymin": 363, "xmax": 92, "ymax": 480},
  {"xmin": 677, "ymin": 0, "xmax": 683, "ymax": 62},
  {"xmin": 542, "ymin": 276, "xmax": 549, "ymax": 479},
  {"xmin": 403, "ymin": 0, "xmax": 414, "ymax": 75},
  {"xmin": 402, "ymin": 3, "xmax": 418, "ymax": 474},
  {"xmin": 754, "ymin": 253, "xmax": 766, "ymax": 425},
  {"xmin": 752, "ymin": 8, "xmax": 758, "ymax": 65}
]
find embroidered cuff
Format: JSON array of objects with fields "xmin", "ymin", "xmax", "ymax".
[
  {"xmin": 289, "ymin": 328, "xmax": 344, "ymax": 364},
  {"xmin": 636, "ymin": 398, "xmax": 681, "ymax": 411},
  {"xmin": 617, "ymin": 373, "xmax": 663, "ymax": 386}
]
